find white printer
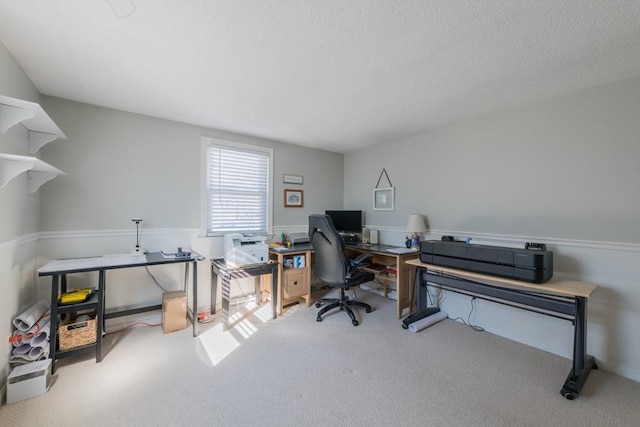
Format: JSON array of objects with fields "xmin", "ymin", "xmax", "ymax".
[{"xmin": 224, "ymin": 233, "xmax": 269, "ymax": 265}]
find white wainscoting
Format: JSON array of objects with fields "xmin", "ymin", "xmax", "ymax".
[
  {"xmin": 0, "ymin": 233, "xmax": 40, "ymax": 392},
  {"xmin": 4, "ymin": 226, "xmax": 639, "ymax": 382}
]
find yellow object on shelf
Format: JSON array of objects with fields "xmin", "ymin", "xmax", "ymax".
[{"xmin": 58, "ymin": 288, "xmax": 93, "ymax": 304}]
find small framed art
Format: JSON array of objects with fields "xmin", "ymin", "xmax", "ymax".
[
  {"xmin": 373, "ymin": 187, "xmax": 394, "ymax": 211},
  {"xmin": 284, "ymin": 189, "xmax": 304, "ymax": 207}
]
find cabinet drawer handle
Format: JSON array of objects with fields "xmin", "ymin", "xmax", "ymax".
[{"xmin": 293, "ymin": 281, "xmax": 298, "ymax": 285}]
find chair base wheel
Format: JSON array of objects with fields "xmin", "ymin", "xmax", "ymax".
[{"xmin": 314, "ymin": 288, "xmax": 372, "ymax": 326}]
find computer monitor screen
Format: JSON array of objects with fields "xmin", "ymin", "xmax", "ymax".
[{"xmin": 325, "ymin": 210, "xmax": 363, "ymax": 234}]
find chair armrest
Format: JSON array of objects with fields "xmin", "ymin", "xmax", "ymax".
[{"xmin": 351, "ymin": 253, "xmax": 373, "ymax": 267}]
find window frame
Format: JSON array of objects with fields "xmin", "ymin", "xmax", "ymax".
[{"xmin": 200, "ymin": 137, "xmax": 273, "ymax": 237}]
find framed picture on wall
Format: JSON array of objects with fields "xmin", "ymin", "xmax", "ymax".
[
  {"xmin": 373, "ymin": 187, "xmax": 394, "ymax": 211},
  {"xmin": 284, "ymin": 189, "xmax": 304, "ymax": 207},
  {"xmin": 283, "ymin": 174, "xmax": 303, "ymax": 185}
]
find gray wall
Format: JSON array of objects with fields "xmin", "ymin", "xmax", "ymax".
[
  {"xmin": 0, "ymin": 41, "xmax": 41, "ymax": 242},
  {"xmin": 344, "ymin": 76, "xmax": 640, "ymax": 380},
  {"xmin": 39, "ymin": 97, "xmax": 343, "ymax": 233},
  {"xmin": 345, "ymin": 77, "xmax": 640, "ymax": 244}
]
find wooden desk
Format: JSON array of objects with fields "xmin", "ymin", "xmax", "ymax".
[
  {"xmin": 269, "ymin": 243, "xmax": 418, "ymax": 318},
  {"xmin": 342, "ymin": 244, "xmax": 419, "ymax": 318},
  {"xmin": 406, "ymin": 259, "xmax": 598, "ymax": 400},
  {"xmin": 210, "ymin": 259, "xmax": 279, "ymax": 330},
  {"xmin": 38, "ymin": 252, "xmax": 203, "ymax": 374}
]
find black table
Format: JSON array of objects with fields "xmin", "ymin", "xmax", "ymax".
[
  {"xmin": 406, "ymin": 259, "xmax": 598, "ymax": 400},
  {"xmin": 38, "ymin": 252, "xmax": 203, "ymax": 373}
]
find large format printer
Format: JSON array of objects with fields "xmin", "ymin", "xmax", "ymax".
[
  {"xmin": 420, "ymin": 240, "xmax": 553, "ymax": 283},
  {"xmin": 224, "ymin": 233, "xmax": 269, "ymax": 265}
]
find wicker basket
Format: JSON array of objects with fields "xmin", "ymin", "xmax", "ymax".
[{"xmin": 58, "ymin": 312, "xmax": 97, "ymax": 351}]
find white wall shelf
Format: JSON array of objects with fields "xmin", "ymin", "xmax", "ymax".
[
  {"xmin": 0, "ymin": 153, "xmax": 65, "ymax": 193},
  {"xmin": 0, "ymin": 95, "xmax": 67, "ymax": 153}
]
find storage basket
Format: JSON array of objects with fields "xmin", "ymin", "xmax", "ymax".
[{"xmin": 58, "ymin": 312, "xmax": 97, "ymax": 351}]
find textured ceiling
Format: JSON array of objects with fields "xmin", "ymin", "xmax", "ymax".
[{"xmin": 1, "ymin": 1, "xmax": 639, "ymax": 153}]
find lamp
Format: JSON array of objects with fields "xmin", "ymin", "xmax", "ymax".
[
  {"xmin": 406, "ymin": 214, "xmax": 427, "ymax": 249},
  {"xmin": 132, "ymin": 218, "xmax": 145, "ymax": 254}
]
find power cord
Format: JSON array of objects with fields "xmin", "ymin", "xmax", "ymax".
[
  {"xmin": 449, "ymin": 297, "xmax": 485, "ymax": 332},
  {"xmin": 144, "ymin": 266, "xmax": 168, "ymax": 293},
  {"xmin": 105, "ymin": 321, "xmax": 161, "ymax": 335},
  {"xmin": 145, "ymin": 265, "xmax": 216, "ymax": 323}
]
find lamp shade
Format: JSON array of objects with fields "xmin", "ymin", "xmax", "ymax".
[{"xmin": 406, "ymin": 214, "xmax": 427, "ymax": 233}]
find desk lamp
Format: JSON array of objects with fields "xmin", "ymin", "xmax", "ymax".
[
  {"xmin": 406, "ymin": 214, "xmax": 427, "ymax": 249},
  {"xmin": 132, "ymin": 218, "xmax": 145, "ymax": 254}
]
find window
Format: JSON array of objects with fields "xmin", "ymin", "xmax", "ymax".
[{"xmin": 202, "ymin": 138, "xmax": 272, "ymax": 236}]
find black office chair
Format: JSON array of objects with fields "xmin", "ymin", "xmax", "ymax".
[{"xmin": 309, "ymin": 214, "xmax": 375, "ymax": 326}]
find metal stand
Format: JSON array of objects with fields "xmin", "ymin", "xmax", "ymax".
[{"xmin": 415, "ymin": 268, "xmax": 597, "ymax": 400}]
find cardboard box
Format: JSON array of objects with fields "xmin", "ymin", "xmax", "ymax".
[
  {"xmin": 162, "ymin": 291, "xmax": 187, "ymax": 333},
  {"xmin": 7, "ymin": 359, "xmax": 52, "ymax": 404}
]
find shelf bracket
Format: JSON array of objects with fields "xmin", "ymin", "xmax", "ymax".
[
  {"xmin": 0, "ymin": 158, "xmax": 33, "ymax": 189},
  {"xmin": 29, "ymin": 130, "xmax": 58, "ymax": 154},
  {"xmin": 28, "ymin": 170, "xmax": 59, "ymax": 193},
  {"xmin": 0, "ymin": 103, "xmax": 36, "ymax": 134},
  {"xmin": 1, "ymin": 95, "xmax": 67, "ymax": 153},
  {"xmin": 0, "ymin": 153, "xmax": 65, "ymax": 191}
]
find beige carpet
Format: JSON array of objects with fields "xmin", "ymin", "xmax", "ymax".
[{"xmin": 2, "ymin": 290, "xmax": 639, "ymax": 426}]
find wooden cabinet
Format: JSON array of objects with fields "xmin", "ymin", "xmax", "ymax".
[
  {"xmin": 269, "ymin": 246, "xmax": 312, "ymax": 314},
  {"xmin": 283, "ymin": 269, "xmax": 307, "ymax": 300}
]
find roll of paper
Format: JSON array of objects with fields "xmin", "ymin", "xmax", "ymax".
[
  {"xmin": 21, "ymin": 314, "xmax": 50, "ymax": 344},
  {"xmin": 12, "ymin": 343, "xmax": 31, "ymax": 355},
  {"xmin": 28, "ymin": 345, "xmax": 45, "ymax": 360},
  {"xmin": 408, "ymin": 310, "xmax": 448, "ymax": 333},
  {"xmin": 13, "ymin": 300, "xmax": 49, "ymax": 332},
  {"xmin": 30, "ymin": 320, "xmax": 51, "ymax": 348}
]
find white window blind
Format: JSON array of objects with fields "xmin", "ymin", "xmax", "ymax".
[{"xmin": 205, "ymin": 141, "xmax": 271, "ymax": 236}]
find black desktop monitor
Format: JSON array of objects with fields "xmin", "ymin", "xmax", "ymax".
[{"xmin": 325, "ymin": 210, "xmax": 363, "ymax": 234}]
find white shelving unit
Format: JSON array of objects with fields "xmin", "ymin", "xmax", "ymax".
[
  {"xmin": 0, "ymin": 153, "xmax": 65, "ymax": 193},
  {"xmin": 1, "ymin": 95, "xmax": 66, "ymax": 192},
  {"xmin": 0, "ymin": 95, "xmax": 67, "ymax": 153}
]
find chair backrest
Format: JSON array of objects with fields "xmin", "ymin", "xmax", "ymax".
[{"xmin": 308, "ymin": 214, "xmax": 350, "ymax": 285}]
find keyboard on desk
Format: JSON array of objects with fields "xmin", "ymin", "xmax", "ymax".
[{"xmin": 386, "ymin": 247, "xmax": 418, "ymax": 254}]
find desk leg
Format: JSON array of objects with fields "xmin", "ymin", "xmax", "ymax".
[
  {"xmin": 49, "ymin": 275, "xmax": 59, "ymax": 374},
  {"xmin": 96, "ymin": 270, "xmax": 105, "ymax": 363},
  {"xmin": 210, "ymin": 267, "xmax": 218, "ymax": 317},
  {"xmin": 192, "ymin": 261, "xmax": 198, "ymax": 337},
  {"xmin": 402, "ymin": 268, "xmax": 440, "ymax": 328},
  {"xmin": 561, "ymin": 296, "xmax": 597, "ymax": 400},
  {"xmin": 222, "ymin": 275, "xmax": 231, "ymax": 331},
  {"xmin": 271, "ymin": 270, "xmax": 278, "ymax": 320},
  {"xmin": 415, "ymin": 268, "xmax": 426, "ymax": 312}
]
